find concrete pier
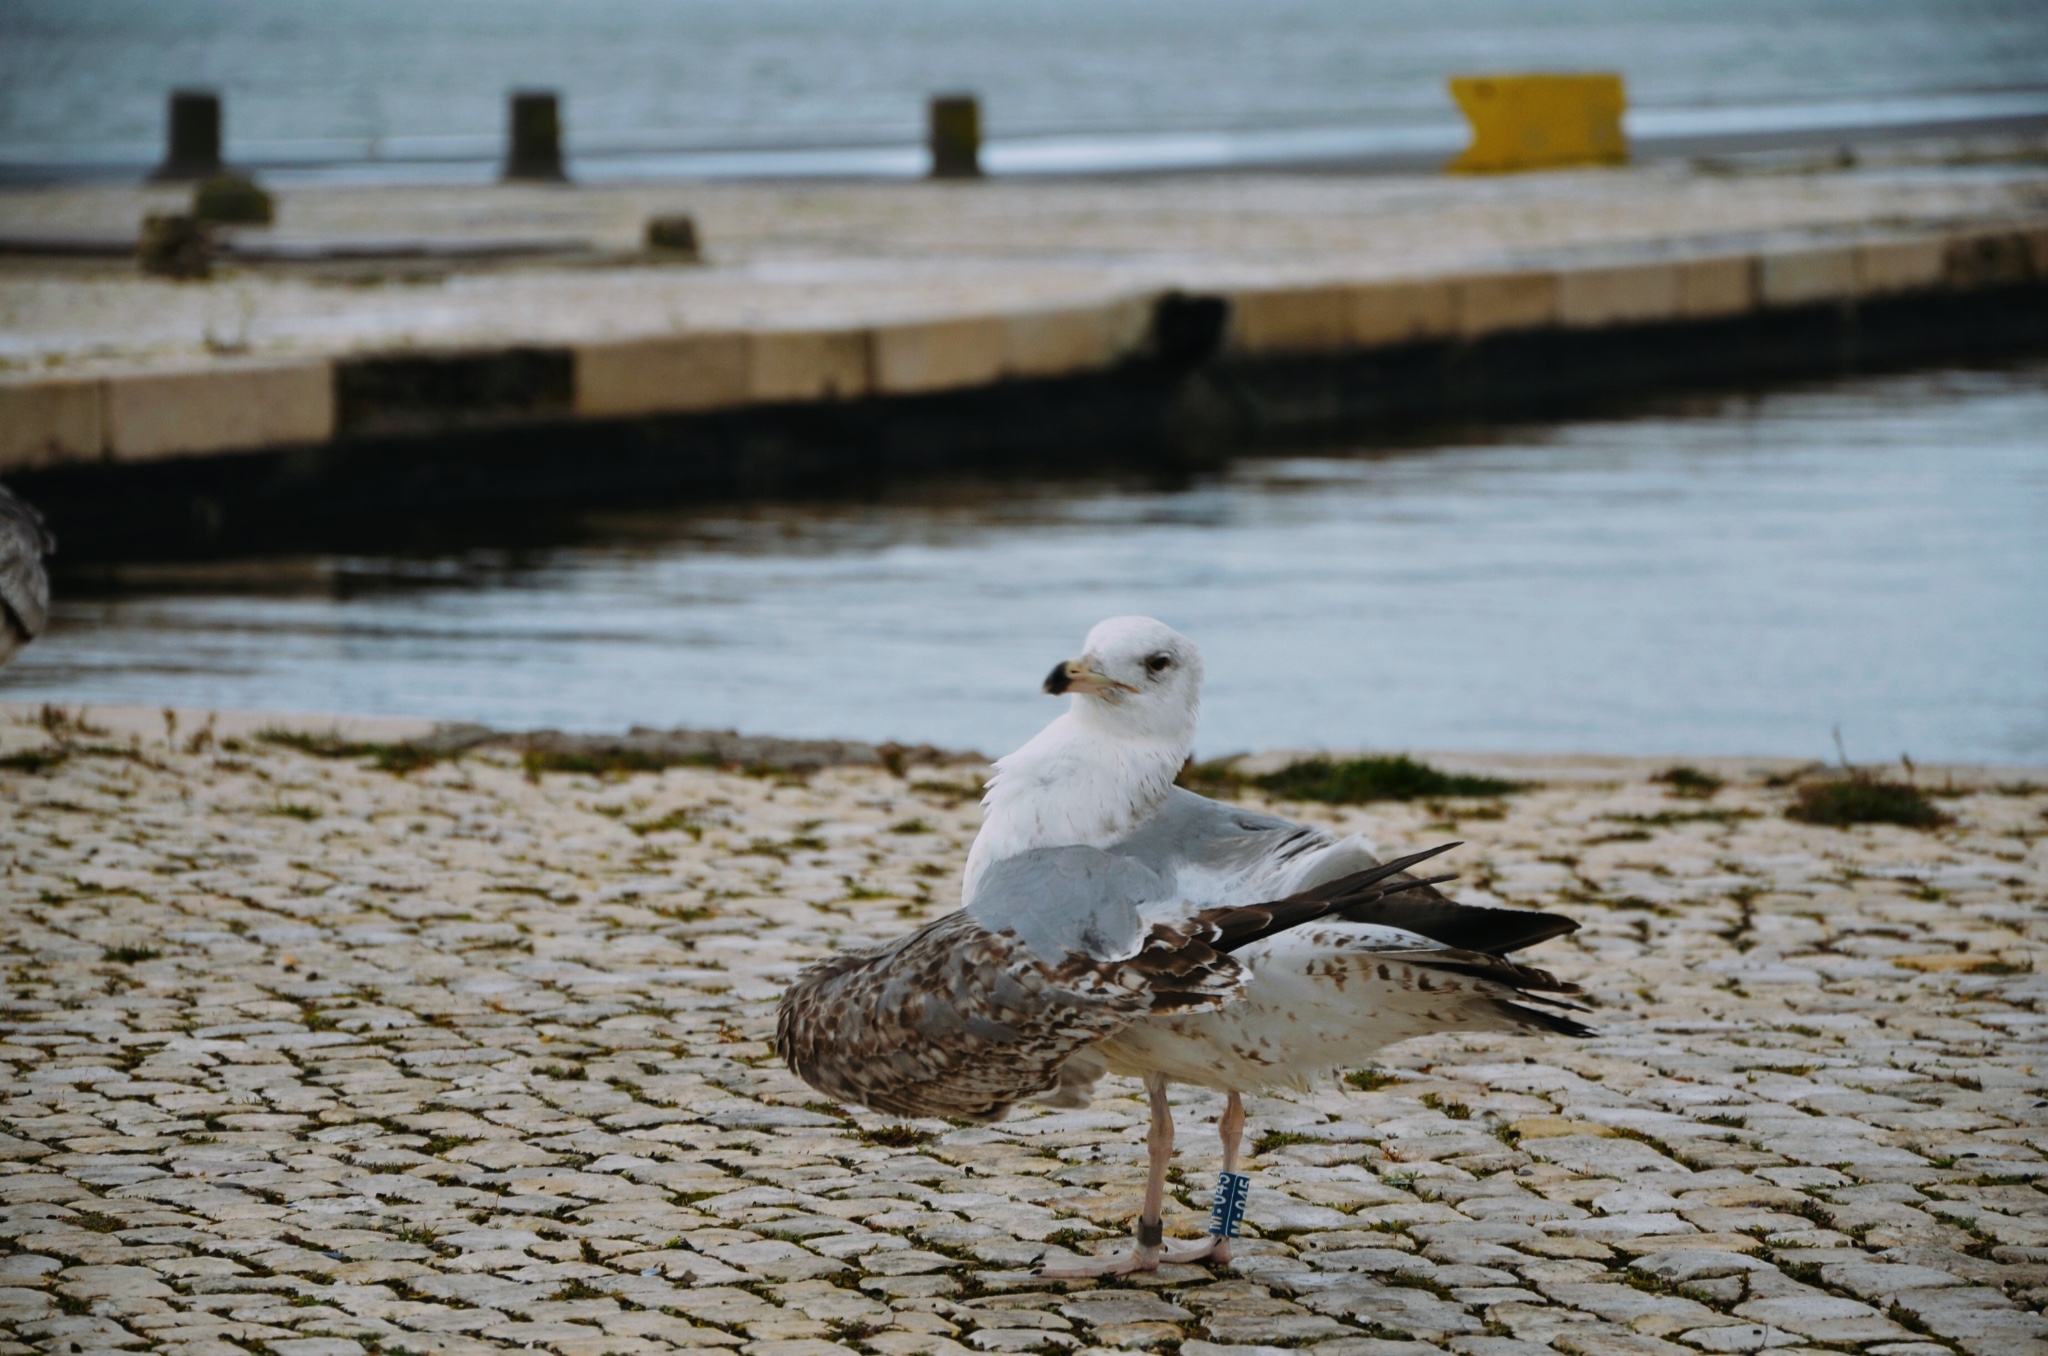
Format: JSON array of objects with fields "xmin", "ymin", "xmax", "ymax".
[{"xmin": 1, "ymin": 158, "xmax": 2045, "ymax": 555}]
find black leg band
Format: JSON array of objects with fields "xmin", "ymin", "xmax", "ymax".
[{"xmin": 1136, "ymin": 1218, "xmax": 1163, "ymax": 1247}]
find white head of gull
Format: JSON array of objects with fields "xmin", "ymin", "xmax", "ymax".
[
  {"xmin": 776, "ymin": 614, "xmax": 1588, "ymax": 1280},
  {"xmin": 964, "ymin": 615, "xmax": 1203, "ymax": 905}
]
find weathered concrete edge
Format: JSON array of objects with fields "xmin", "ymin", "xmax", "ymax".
[
  {"xmin": 9, "ymin": 704, "xmax": 2043, "ymax": 784},
  {"xmin": 0, "ymin": 701, "xmax": 985, "ymax": 775},
  {"xmin": 5, "ymin": 220, "xmax": 2044, "ymax": 473}
]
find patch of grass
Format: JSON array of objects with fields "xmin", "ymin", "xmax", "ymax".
[
  {"xmin": 0, "ymin": 747, "xmax": 68, "ymax": 774},
  {"xmin": 1253, "ymin": 1130, "xmax": 1317, "ymax": 1155},
  {"xmin": 550, "ymin": 1279, "xmax": 610, "ymax": 1302},
  {"xmin": 630, "ymin": 809, "xmax": 704, "ymax": 839},
  {"xmin": 1789, "ymin": 771, "xmax": 1946, "ymax": 829},
  {"xmin": 1419, "ymin": 1093, "xmax": 1472, "ymax": 1120},
  {"xmin": 1606, "ymin": 808, "xmax": 1759, "ymax": 828},
  {"xmin": 909, "ymin": 779, "xmax": 982, "ymax": 807},
  {"xmin": 523, "ymin": 747, "xmax": 725, "ymax": 780},
  {"xmin": 263, "ymin": 802, "xmax": 323, "ymax": 821},
  {"xmin": 258, "ymin": 727, "xmax": 443, "ymax": 775},
  {"xmin": 1345, "ymin": 1069, "xmax": 1400, "ymax": 1092},
  {"xmin": 856, "ymin": 1125, "xmax": 935, "ymax": 1149},
  {"xmin": 102, "ymin": 945, "xmax": 161, "ymax": 964},
  {"xmin": 1188, "ymin": 754, "xmax": 1524, "ymax": 804},
  {"xmin": 889, "ymin": 818, "xmax": 935, "ymax": 834},
  {"xmin": 1655, "ymin": 765, "xmax": 1724, "ymax": 799},
  {"xmin": 70, "ymin": 1210, "xmax": 125, "ymax": 1233},
  {"xmin": 40, "ymin": 705, "xmax": 109, "ymax": 737}
]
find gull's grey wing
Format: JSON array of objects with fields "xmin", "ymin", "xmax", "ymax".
[
  {"xmin": 1117, "ymin": 787, "xmax": 1576, "ymax": 955},
  {"xmin": 1115, "ymin": 787, "xmax": 1338, "ymax": 890},
  {"xmin": 0, "ymin": 484, "xmax": 53, "ymax": 651},
  {"xmin": 967, "ymin": 845, "xmax": 1171, "ymax": 964}
]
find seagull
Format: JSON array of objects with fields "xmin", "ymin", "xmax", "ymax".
[
  {"xmin": 0, "ymin": 483, "xmax": 54, "ymax": 667},
  {"xmin": 777, "ymin": 616, "xmax": 1586, "ymax": 1276}
]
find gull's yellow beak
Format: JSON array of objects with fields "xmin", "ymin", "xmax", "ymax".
[{"xmin": 1042, "ymin": 657, "xmax": 1137, "ymax": 697}]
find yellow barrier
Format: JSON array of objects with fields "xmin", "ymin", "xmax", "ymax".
[{"xmin": 1447, "ymin": 73, "xmax": 1628, "ymax": 174}]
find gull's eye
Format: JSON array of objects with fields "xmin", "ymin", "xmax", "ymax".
[{"xmin": 1145, "ymin": 653, "xmax": 1173, "ymax": 675}]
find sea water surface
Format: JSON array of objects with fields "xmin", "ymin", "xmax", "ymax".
[
  {"xmin": 4, "ymin": 0, "xmax": 2047, "ymax": 180},
  {"xmin": 4, "ymin": 362, "xmax": 2045, "ymax": 766}
]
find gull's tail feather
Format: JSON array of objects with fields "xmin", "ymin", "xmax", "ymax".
[{"xmin": 1393, "ymin": 946, "xmax": 1597, "ymax": 1039}]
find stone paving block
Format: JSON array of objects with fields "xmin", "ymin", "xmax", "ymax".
[
  {"xmin": 1944, "ymin": 228, "xmax": 2038, "ymax": 289},
  {"xmin": 1454, "ymin": 270, "xmax": 1558, "ymax": 336},
  {"xmin": 102, "ymin": 360, "xmax": 334, "ymax": 461},
  {"xmin": 1230, "ymin": 285, "xmax": 1356, "ymax": 353},
  {"xmin": 575, "ymin": 331, "xmax": 751, "ymax": 417},
  {"xmin": 1349, "ymin": 278, "xmax": 1458, "ymax": 346},
  {"xmin": 1003, "ymin": 299, "xmax": 1147, "ymax": 378},
  {"xmin": 1756, "ymin": 247, "xmax": 1856, "ymax": 307},
  {"xmin": 0, "ymin": 374, "xmax": 102, "ymax": 471},
  {"xmin": 1671, "ymin": 256, "xmax": 1756, "ymax": 318},
  {"xmin": 871, "ymin": 315, "xmax": 1008, "ymax": 394},
  {"xmin": 1855, "ymin": 238, "xmax": 1946, "ymax": 296},
  {"xmin": 1731, "ymin": 1295, "xmax": 1910, "ymax": 1343},
  {"xmin": 1556, "ymin": 262, "xmax": 1682, "ymax": 328},
  {"xmin": 748, "ymin": 329, "xmax": 873, "ymax": 403}
]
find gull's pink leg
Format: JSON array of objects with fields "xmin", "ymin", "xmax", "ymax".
[
  {"xmin": 1196, "ymin": 1091, "xmax": 1246, "ymax": 1265},
  {"xmin": 1153, "ymin": 1090, "xmax": 1241, "ymax": 1265},
  {"xmin": 1039, "ymin": 1074, "xmax": 1176, "ymax": 1277}
]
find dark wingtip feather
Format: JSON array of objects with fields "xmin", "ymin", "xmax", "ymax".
[
  {"xmin": 1494, "ymin": 998, "xmax": 1596, "ymax": 1039},
  {"xmin": 1207, "ymin": 842, "xmax": 1464, "ymax": 955},
  {"xmin": 1339, "ymin": 894, "xmax": 1578, "ymax": 956}
]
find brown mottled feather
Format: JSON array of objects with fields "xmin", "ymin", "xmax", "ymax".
[{"xmin": 775, "ymin": 909, "xmax": 1241, "ymax": 1122}]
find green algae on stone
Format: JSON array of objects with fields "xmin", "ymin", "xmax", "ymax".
[
  {"xmin": 1187, "ymin": 754, "xmax": 1523, "ymax": 803},
  {"xmin": 1789, "ymin": 770, "xmax": 1946, "ymax": 829}
]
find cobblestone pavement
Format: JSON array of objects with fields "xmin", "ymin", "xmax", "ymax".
[{"xmin": 4, "ymin": 710, "xmax": 2047, "ymax": 1356}]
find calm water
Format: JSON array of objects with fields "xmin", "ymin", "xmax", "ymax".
[
  {"xmin": 6, "ymin": 363, "xmax": 2046, "ymax": 765},
  {"xmin": 4, "ymin": 0, "xmax": 2047, "ymax": 180}
]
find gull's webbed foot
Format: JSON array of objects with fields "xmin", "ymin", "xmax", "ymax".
[
  {"xmin": 1036, "ymin": 1242, "xmax": 1164, "ymax": 1278},
  {"xmin": 1037, "ymin": 1226, "xmax": 1231, "ymax": 1278},
  {"xmin": 1163, "ymin": 1233, "xmax": 1231, "ymax": 1266}
]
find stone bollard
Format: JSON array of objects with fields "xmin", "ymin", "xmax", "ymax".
[
  {"xmin": 138, "ymin": 214, "xmax": 211, "ymax": 279},
  {"xmin": 504, "ymin": 91, "xmax": 567, "ymax": 181},
  {"xmin": 152, "ymin": 90, "xmax": 224, "ymax": 182},
  {"xmin": 645, "ymin": 215, "xmax": 701, "ymax": 261},
  {"xmin": 928, "ymin": 94, "xmax": 981, "ymax": 179}
]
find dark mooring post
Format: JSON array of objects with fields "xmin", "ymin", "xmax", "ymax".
[
  {"xmin": 152, "ymin": 90, "xmax": 223, "ymax": 182},
  {"xmin": 928, "ymin": 94, "xmax": 981, "ymax": 179},
  {"xmin": 504, "ymin": 91, "xmax": 567, "ymax": 181}
]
